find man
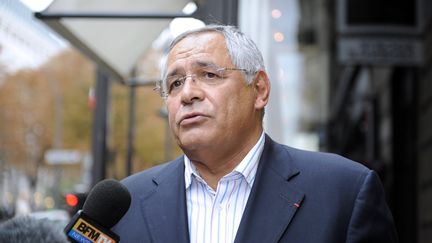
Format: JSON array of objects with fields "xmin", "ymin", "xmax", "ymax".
[{"xmin": 113, "ymin": 25, "xmax": 398, "ymax": 243}]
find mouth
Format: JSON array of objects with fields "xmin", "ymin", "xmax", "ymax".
[{"xmin": 179, "ymin": 112, "xmax": 207, "ymax": 126}]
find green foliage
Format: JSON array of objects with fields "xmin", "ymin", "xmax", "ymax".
[{"xmin": 0, "ymin": 48, "xmax": 181, "ymax": 184}]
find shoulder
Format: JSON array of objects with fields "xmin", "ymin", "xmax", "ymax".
[
  {"xmin": 267, "ymin": 138, "xmax": 377, "ymax": 205},
  {"xmin": 276, "ymin": 143, "xmax": 373, "ymax": 197},
  {"xmin": 285, "ymin": 145, "xmax": 370, "ymax": 175},
  {"xmin": 264, "ymin": 135, "xmax": 371, "ymax": 184},
  {"xmin": 120, "ymin": 156, "xmax": 184, "ymax": 196}
]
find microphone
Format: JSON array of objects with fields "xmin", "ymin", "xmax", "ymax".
[
  {"xmin": 64, "ymin": 179, "xmax": 131, "ymax": 243},
  {"xmin": 0, "ymin": 216, "xmax": 68, "ymax": 243}
]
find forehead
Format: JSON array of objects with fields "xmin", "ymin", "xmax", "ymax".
[{"xmin": 166, "ymin": 32, "xmax": 232, "ymax": 70}]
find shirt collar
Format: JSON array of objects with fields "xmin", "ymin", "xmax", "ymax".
[
  {"xmin": 234, "ymin": 132, "xmax": 265, "ymax": 186},
  {"xmin": 184, "ymin": 155, "xmax": 197, "ymax": 189},
  {"xmin": 184, "ymin": 132, "xmax": 265, "ymax": 189}
]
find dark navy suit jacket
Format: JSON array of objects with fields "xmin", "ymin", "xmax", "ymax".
[{"xmin": 113, "ymin": 135, "xmax": 398, "ymax": 242}]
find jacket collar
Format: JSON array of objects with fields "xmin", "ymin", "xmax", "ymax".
[
  {"xmin": 234, "ymin": 134, "xmax": 304, "ymax": 243},
  {"xmin": 140, "ymin": 134, "xmax": 304, "ymax": 243},
  {"xmin": 139, "ymin": 157, "xmax": 190, "ymax": 243}
]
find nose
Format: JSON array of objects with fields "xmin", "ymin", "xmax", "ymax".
[{"xmin": 180, "ymin": 75, "xmax": 204, "ymax": 104}]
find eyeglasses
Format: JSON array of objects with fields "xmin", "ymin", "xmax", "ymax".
[{"xmin": 155, "ymin": 66, "xmax": 251, "ymax": 98}]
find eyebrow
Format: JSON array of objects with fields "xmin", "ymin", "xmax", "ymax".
[
  {"xmin": 195, "ymin": 61, "xmax": 219, "ymax": 69},
  {"xmin": 166, "ymin": 67, "xmax": 181, "ymax": 78},
  {"xmin": 166, "ymin": 61, "xmax": 220, "ymax": 77}
]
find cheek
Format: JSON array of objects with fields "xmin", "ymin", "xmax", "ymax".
[
  {"xmin": 224, "ymin": 90, "xmax": 254, "ymax": 120},
  {"xmin": 167, "ymin": 114, "xmax": 176, "ymax": 131},
  {"xmin": 216, "ymin": 95, "xmax": 243, "ymax": 124},
  {"xmin": 166, "ymin": 102, "xmax": 178, "ymax": 128}
]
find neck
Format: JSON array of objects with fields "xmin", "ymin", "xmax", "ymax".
[{"xmin": 187, "ymin": 129, "xmax": 263, "ymax": 190}]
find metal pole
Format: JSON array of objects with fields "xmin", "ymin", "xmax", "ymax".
[
  {"xmin": 126, "ymin": 82, "xmax": 136, "ymax": 176},
  {"xmin": 91, "ymin": 68, "xmax": 110, "ymax": 186}
]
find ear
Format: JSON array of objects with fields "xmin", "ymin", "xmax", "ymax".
[{"xmin": 253, "ymin": 70, "xmax": 270, "ymax": 110}]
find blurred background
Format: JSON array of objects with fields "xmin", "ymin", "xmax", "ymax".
[{"xmin": 0, "ymin": 0, "xmax": 431, "ymax": 242}]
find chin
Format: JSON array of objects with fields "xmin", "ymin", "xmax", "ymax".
[{"xmin": 178, "ymin": 135, "xmax": 211, "ymax": 151}]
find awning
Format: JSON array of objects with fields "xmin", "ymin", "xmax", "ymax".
[{"xmin": 35, "ymin": 0, "xmax": 194, "ymax": 82}]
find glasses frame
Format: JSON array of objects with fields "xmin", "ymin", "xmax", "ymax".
[{"xmin": 154, "ymin": 67, "xmax": 251, "ymax": 98}]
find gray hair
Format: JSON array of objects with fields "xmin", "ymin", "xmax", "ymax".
[{"xmin": 158, "ymin": 25, "xmax": 265, "ymax": 96}]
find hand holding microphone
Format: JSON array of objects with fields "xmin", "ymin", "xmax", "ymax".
[{"xmin": 64, "ymin": 179, "xmax": 131, "ymax": 243}]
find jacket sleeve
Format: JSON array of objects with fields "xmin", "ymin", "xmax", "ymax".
[{"xmin": 346, "ymin": 170, "xmax": 398, "ymax": 243}]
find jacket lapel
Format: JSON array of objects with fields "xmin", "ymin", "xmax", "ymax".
[
  {"xmin": 140, "ymin": 157, "xmax": 190, "ymax": 243},
  {"xmin": 234, "ymin": 135, "xmax": 305, "ymax": 243}
]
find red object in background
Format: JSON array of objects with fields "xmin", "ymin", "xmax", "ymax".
[
  {"xmin": 88, "ymin": 87, "xmax": 96, "ymax": 110},
  {"xmin": 65, "ymin": 192, "xmax": 87, "ymax": 217},
  {"xmin": 66, "ymin": 194, "xmax": 78, "ymax": 207}
]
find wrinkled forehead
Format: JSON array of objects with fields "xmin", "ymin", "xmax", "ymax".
[
  {"xmin": 169, "ymin": 30, "xmax": 227, "ymax": 54},
  {"xmin": 166, "ymin": 32, "xmax": 231, "ymax": 68}
]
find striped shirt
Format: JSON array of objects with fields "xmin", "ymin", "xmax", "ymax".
[{"xmin": 184, "ymin": 132, "xmax": 265, "ymax": 243}]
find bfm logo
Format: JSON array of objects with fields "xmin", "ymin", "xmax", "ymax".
[{"xmin": 73, "ymin": 218, "xmax": 114, "ymax": 243}]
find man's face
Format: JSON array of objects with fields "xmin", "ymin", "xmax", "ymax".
[{"xmin": 165, "ymin": 32, "xmax": 261, "ymax": 155}]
